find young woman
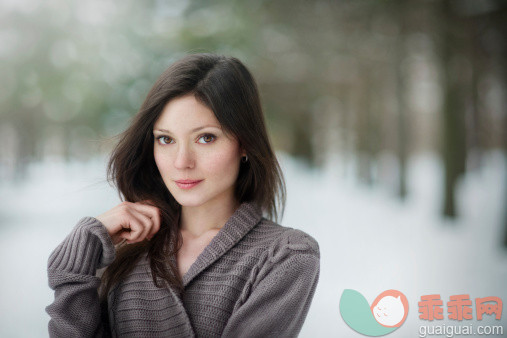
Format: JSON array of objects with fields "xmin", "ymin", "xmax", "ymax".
[{"xmin": 46, "ymin": 53, "xmax": 320, "ymax": 337}]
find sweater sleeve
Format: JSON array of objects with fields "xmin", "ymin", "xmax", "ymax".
[
  {"xmin": 45, "ymin": 216, "xmax": 116, "ymax": 338},
  {"xmin": 221, "ymin": 229, "xmax": 320, "ymax": 338}
]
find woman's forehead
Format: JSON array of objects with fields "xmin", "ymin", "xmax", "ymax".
[{"xmin": 154, "ymin": 95, "xmax": 221, "ymax": 131}]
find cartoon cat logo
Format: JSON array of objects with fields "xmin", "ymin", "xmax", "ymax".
[
  {"xmin": 370, "ymin": 290, "xmax": 408, "ymax": 327},
  {"xmin": 340, "ymin": 289, "xmax": 409, "ymax": 336}
]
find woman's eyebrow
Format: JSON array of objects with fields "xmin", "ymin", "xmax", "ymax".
[{"xmin": 153, "ymin": 125, "xmax": 221, "ymax": 133}]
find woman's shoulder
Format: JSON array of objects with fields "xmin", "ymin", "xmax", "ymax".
[
  {"xmin": 249, "ymin": 218, "xmax": 320, "ymax": 259},
  {"xmin": 244, "ymin": 219, "xmax": 320, "ymax": 287}
]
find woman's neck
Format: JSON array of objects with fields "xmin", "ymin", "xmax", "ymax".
[{"xmin": 179, "ymin": 197, "xmax": 240, "ymax": 237}]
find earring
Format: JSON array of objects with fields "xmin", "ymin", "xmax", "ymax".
[{"xmin": 241, "ymin": 155, "xmax": 248, "ymax": 163}]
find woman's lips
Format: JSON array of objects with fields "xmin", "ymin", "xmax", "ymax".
[{"xmin": 174, "ymin": 179, "xmax": 203, "ymax": 189}]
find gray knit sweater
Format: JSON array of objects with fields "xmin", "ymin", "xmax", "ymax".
[{"xmin": 46, "ymin": 202, "xmax": 320, "ymax": 337}]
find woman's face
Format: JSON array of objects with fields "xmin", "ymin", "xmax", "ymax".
[{"xmin": 153, "ymin": 94, "xmax": 245, "ymax": 209}]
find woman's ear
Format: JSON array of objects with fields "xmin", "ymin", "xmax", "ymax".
[{"xmin": 239, "ymin": 145, "xmax": 246, "ymax": 158}]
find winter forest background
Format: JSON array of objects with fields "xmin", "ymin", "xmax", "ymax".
[{"xmin": 0, "ymin": 0, "xmax": 506, "ymax": 336}]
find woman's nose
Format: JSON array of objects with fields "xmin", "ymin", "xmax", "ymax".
[{"xmin": 174, "ymin": 144, "xmax": 195, "ymax": 169}]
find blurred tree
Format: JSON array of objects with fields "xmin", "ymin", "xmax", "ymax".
[
  {"xmin": 394, "ymin": 0, "xmax": 409, "ymax": 199},
  {"xmin": 439, "ymin": 0, "xmax": 468, "ymax": 218}
]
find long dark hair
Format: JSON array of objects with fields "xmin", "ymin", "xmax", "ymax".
[{"xmin": 99, "ymin": 53, "xmax": 286, "ymax": 301}]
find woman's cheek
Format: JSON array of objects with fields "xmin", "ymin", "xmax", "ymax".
[
  {"xmin": 154, "ymin": 152, "xmax": 172, "ymax": 178},
  {"xmin": 206, "ymin": 151, "xmax": 240, "ymax": 178}
]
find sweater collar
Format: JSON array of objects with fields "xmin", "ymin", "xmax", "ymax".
[{"xmin": 181, "ymin": 201, "xmax": 263, "ymax": 287}]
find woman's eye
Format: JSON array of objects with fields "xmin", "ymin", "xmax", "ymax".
[
  {"xmin": 156, "ymin": 136, "xmax": 174, "ymax": 145},
  {"xmin": 197, "ymin": 134, "xmax": 216, "ymax": 144}
]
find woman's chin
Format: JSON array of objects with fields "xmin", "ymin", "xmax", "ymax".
[
  {"xmin": 173, "ymin": 199, "xmax": 200, "ymax": 208},
  {"xmin": 171, "ymin": 195, "xmax": 207, "ymax": 208}
]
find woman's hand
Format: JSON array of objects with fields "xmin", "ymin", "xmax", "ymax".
[{"xmin": 95, "ymin": 200, "xmax": 161, "ymax": 245}]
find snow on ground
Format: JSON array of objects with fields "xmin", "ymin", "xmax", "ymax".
[{"xmin": 0, "ymin": 151, "xmax": 505, "ymax": 337}]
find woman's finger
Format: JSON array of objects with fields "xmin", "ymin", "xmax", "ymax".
[
  {"xmin": 122, "ymin": 212, "xmax": 146, "ymax": 243},
  {"xmin": 130, "ymin": 201, "xmax": 161, "ymax": 239},
  {"xmin": 135, "ymin": 209, "xmax": 153, "ymax": 242}
]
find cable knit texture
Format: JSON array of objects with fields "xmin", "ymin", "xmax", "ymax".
[{"xmin": 46, "ymin": 202, "xmax": 320, "ymax": 337}]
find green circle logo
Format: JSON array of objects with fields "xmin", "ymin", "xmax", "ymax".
[{"xmin": 340, "ymin": 289, "xmax": 409, "ymax": 336}]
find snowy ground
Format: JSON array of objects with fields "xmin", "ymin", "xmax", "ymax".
[{"xmin": 0, "ymin": 151, "xmax": 505, "ymax": 337}]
